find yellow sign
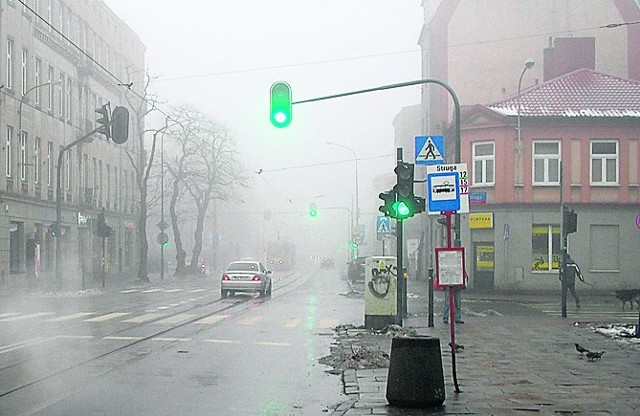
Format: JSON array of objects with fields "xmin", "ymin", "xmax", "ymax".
[{"xmin": 469, "ymin": 213, "xmax": 493, "ymax": 229}]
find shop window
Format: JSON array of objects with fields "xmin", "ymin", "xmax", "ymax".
[{"xmin": 532, "ymin": 224, "xmax": 561, "ymax": 271}]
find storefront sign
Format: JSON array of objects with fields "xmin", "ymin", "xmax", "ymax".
[{"xmin": 469, "ymin": 213, "xmax": 493, "ymax": 229}]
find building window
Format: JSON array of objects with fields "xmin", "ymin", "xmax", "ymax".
[
  {"xmin": 58, "ymin": 73, "xmax": 64, "ymax": 117},
  {"xmin": 20, "ymin": 131, "xmax": 27, "ymax": 181},
  {"xmin": 47, "ymin": 66, "xmax": 54, "ymax": 112},
  {"xmin": 6, "ymin": 38, "xmax": 14, "ymax": 90},
  {"xmin": 21, "ymin": 49, "xmax": 28, "ymax": 96},
  {"xmin": 472, "ymin": 141, "xmax": 494, "ymax": 186},
  {"xmin": 589, "ymin": 225, "xmax": 619, "ymax": 271},
  {"xmin": 34, "ymin": 57, "xmax": 42, "ymax": 105},
  {"xmin": 47, "ymin": 141, "xmax": 53, "ymax": 187},
  {"xmin": 65, "ymin": 76, "xmax": 72, "ymax": 121},
  {"xmin": 6, "ymin": 126, "xmax": 13, "ymax": 178},
  {"xmin": 532, "ymin": 224, "xmax": 561, "ymax": 271},
  {"xmin": 590, "ymin": 140, "xmax": 618, "ymax": 185},
  {"xmin": 34, "ymin": 137, "xmax": 41, "ymax": 184},
  {"xmin": 532, "ymin": 141, "xmax": 560, "ymax": 185}
]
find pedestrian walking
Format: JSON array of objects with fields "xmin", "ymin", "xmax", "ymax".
[{"xmin": 561, "ymin": 254, "xmax": 585, "ymax": 308}]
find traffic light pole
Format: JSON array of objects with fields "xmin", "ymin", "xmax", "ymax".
[{"xmin": 56, "ymin": 126, "xmax": 101, "ymax": 289}]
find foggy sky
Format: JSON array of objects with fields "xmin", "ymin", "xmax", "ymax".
[{"xmin": 104, "ymin": 0, "xmax": 423, "ymax": 257}]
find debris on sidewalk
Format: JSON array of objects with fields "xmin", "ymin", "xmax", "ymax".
[{"xmin": 319, "ymin": 344, "xmax": 390, "ymax": 374}]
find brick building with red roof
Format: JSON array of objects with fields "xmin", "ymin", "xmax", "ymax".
[{"xmin": 459, "ymin": 68, "xmax": 640, "ymax": 291}]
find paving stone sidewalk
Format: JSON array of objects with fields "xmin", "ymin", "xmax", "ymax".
[{"xmin": 331, "ymin": 280, "xmax": 640, "ymax": 415}]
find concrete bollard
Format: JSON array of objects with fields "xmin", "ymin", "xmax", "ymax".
[{"xmin": 386, "ymin": 336, "xmax": 445, "ymax": 408}]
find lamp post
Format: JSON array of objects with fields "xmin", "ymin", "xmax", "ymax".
[
  {"xmin": 18, "ymin": 81, "xmax": 61, "ymax": 140},
  {"xmin": 516, "ymin": 59, "xmax": 535, "ymax": 184},
  {"xmin": 326, "ymin": 141, "xmax": 359, "ymax": 238}
]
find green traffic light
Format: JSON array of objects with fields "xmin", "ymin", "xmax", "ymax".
[
  {"xmin": 162, "ymin": 241, "xmax": 169, "ymax": 248},
  {"xmin": 350, "ymin": 242, "xmax": 358, "ymax": 250},
  {"xmin": 270, "ymin": 81, "xmax": 292, "ymax": 128},
  {"xmin": 309, "ymin": 202, "xmax": 318, "ymax": 217},
  {"xmin": 393, "ymin": 200, "xmax": 413, "ymax": 220}
]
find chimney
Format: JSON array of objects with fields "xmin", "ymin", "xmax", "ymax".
[{"xmin": 543, "ymin": 37, "xmax": 596, "ymax": 81}]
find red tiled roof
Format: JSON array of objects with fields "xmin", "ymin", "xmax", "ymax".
[{"xmin": 488, "ymin": 68, "xmax": 640, "ymax": 118}]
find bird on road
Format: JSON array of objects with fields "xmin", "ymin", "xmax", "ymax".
[
  {"xmin": 586, "ymin": 351, "xmax": 604, "ymax": 361},
  {"xmin": 575, "ymin": 343, "xmax": 590, "ymax": 355}
]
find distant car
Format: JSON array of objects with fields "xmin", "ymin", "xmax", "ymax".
[
  {"xmin": 348, "ymin": 257, "xmax": 366, "ymax": 283},
  {"xmin": 320, "ymin": 257, "xmax": 335, "ymax": 269},
  {"xmin": 221, "ymin": 260, "xmax": 272, "ymax": 298}
]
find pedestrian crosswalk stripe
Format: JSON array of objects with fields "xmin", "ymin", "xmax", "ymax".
[
  {"xmin": 195, "ymin": 315, "xmax": 229, "ymax": 324},
  {"xmin": 103, "ymin": 336, "xmax": 143, "ymax": 341},
  {"xmin": 122, "ymin": 313, "xmax": 163, "ymax": 323},
  {"xmin": 189, "ymin": 289, "xmax": 208, "ymax": 293},
  {"xmin": 84, "ymin": 312, "xmax": 131, "ymax": 322},
  {"xmin": 153, "ymin": 337, "xmax": 190, "ymax": 342},
  {"xmin": 57, "ymin": 335, "xmax": 95, "ymax": 339},
  {"xmin": 283, "ymin": 318, "xmax": 302, "ymax": 328},
  {"xmin": 119, "ymin": 289, "xmax": 139, "ymax": 293},
  {"xmin": 142, "ymin": 288, "xmax": 164, "ymax": 293},
  {"xmin": 204, "ymin": 339, "xmax": 241, "ymax": 344},
  {"xmin": 239, "ymin": 316, "xmax": 263, "ymax": 326},
  {"xmin": 0, "ymin": 312, "xmax": 55, "ymax": 322},
  {"xmin": 164, "ymin": 289, "xmax": 184, "ymax": 293},
  {"xmin": 154, "ymin": 313, "xmax": 197, "ymax": 325},
  {"xmin": 47, "ymin": 312, "xmax": 96, "ymax": 322}
]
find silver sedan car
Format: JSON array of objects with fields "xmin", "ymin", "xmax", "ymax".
[{"xmin": 221, "ymin": 260, "xmax": 272, "ymax": 298}]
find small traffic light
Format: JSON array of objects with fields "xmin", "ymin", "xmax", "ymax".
[
  {"xmin": 309, "ymin": 202, "xmax": 318, "ymax": 217},
  {"xmin": 111, "ymin": 106, "xmax": 129, "ymax": 144},
  {"xmin": 95, "ymin": 103, "xmax": 111, "ymax": 139},
  {"xmin": 563, "ymin": 208, "xmax": 577, "ymax": 234},
  {"xmin": 394, "ymin": 162, "xmax": 415, "ymax": 198},
  {"xmin": 393, "ymin": 200, "xmax": 412, "ymax": 220},
  {"xmin": 349, "ymin": 241, "xmax": 358, "ymax": 250},
  {"xmin": 49, "ymin": 222, "xmax": 60, "ymax": 237},
  {"xmin": 378, "ymin": 190, "xmax": 396, "ymax": 217},
  {"xmin": 162, "ymin": 241, "xmax": 169, "ymax": 248},
  {"xmin": 96, "ymin": 211, "xmax": 106, "ymax": 237},
  {"xmin": 270, "ymin": 81, "xmax": 292, "ymax": 128}
]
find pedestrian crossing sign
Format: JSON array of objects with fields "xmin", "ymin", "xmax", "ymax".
[
  {"xmin": 415, "ymin": 135, "xmax": 444, "ymax": 165},
  {"xmin": 376, "ymin": 216, "xmax": 391, "ymax": 239}
]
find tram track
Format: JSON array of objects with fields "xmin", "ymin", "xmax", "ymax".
[{"xmin": 0, "ymin": 267, "xmax": 312, "ymax": 410}]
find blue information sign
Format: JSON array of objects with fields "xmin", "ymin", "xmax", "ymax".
[{"xmin": 427, "ymin": 171, "xmax": 461, "ymax": 213}]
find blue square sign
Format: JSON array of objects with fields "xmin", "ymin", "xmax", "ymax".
[{"xmin": 427, "ymin": 171, "xmax": 460, "ymax": 213}]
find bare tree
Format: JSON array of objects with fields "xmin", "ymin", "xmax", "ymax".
[
  {"xmin": 123, "ymin": 71, "xmax": 175, "ymax": 282},
  {"xmin": 164, "ymin": 106, "xmax": 246, "ymax": 277}
]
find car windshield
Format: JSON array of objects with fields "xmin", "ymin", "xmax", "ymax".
[{"xmin": 227, "ymin": 262, "xmax": 259, "ymax": 272}]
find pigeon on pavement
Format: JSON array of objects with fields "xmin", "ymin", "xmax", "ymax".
[
  {"xmin": 586, "ymin": 351, "xmax": 605, "ymax": 361},
  {"xmin": 575, "ymin": 343, "xmax": 590, "ymax": 355}
]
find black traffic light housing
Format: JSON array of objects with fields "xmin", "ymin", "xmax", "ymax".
[
  {"xmin": 95, "ymin": 103, "xmax": 111, "ymax": 139},
  {"xmin": 96, "ymin": 210, "xmax": 113, "ymax": 238},
  {"xmin": 394, "ymin": 162, "xmax": 415, "ymax": 199},
  {"xmin": 563, "ymin": 208, "xmax": 577, "ymax": 234},
  {"xmin": 49, "ymin": 222, "xmax": 60, "ymax": 237},
  {"xmin": 111, "ymin": 106, "xmax": 129, "ymax": 144},
  {"xmin": 378, "ymin": 190, "xmax": 396, "ymax": 217}
]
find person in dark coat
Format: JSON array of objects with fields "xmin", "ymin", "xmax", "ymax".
[{"xmin": 562, "ymin": 254, "xmax": 585, "ymax": 308}]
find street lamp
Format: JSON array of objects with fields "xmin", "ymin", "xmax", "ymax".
[
  {"xmin": 516, "ymin": 59, "xmax": 535, "ymax": 184},
  {"xmin": 326, "ymin": 141, "xmax": 360, "ymax": 233},
  {"xmin": 18, "ymin": 81, "xmax": 61, "ymax": 140}
]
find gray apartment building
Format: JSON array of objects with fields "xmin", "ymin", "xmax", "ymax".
[{"xmin": 0, "ymin": 0, "xmax": 145, "ymax": 289}]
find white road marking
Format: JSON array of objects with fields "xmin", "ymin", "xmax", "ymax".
[
  {"xmin": 122, "ymin": 313, "xmax": 163, "ymax": 323},
  {"xmin": 103, "ymin": 336, "xmax": 143, "ymax": 341},
  {"xmin": 195, "ymin": 315, "xmax": 229, "ymax": 324},
  {"xmin": 164, "ymin": 289, "xmax": 184, "ymax": 293},
  {"xmin": 153, "ymin": 337, "xmax": 190, "ymax": 342},
  {"xmin": 57, "ymin": 335, "xmax": 95, "ymax": 340},
  {"xmin": 154, "ymin": 313, "xmax": 197, "ymax": 325},
  {"xmin": 84, "ymin": 312, "xmax": 131, "ymax": 322},
  {"xmin": 142, "ymin": 288, "xmax": 164, "ymax": 293},
  {"xmin": 282, "ymin": 318, "xmax": 302, "ymax": 328},
  {"xmin": 0, "ymin": 313, "xmax": 19, "ymax": 319},
  {"xmin": 0, "ymin": 312, "xmax": 55, "ymax": 322},
  {"xmin": 119, "ymin": 289, "xmax": 139, "ymax": 293},
  {"xmin": 204, "ymin": 339, "xmax": 241, "ymax": 344},
  {"xmin": 238, "ymin": 316, "xmax": 263, "ymax": 326},
  {"xmin": 47, "ymin": 312, "xmax": 96, "ymax": 322},
  {"xmin": 189, "ymin": 289, "xmax": 208, "ymax": 293},
  {"xmin": 0, "ymin": 337, "xmax": 56, "ymax": 354}
]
